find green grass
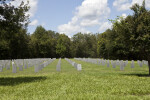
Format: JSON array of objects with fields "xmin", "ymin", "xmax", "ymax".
[{"xmin": 0, "ymin": 59, "xmax": 150, "ymax": 100}]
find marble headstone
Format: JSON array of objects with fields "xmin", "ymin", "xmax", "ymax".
[
  {"xmin": 77, "ymin": 64, "xmax": 82, "ymax": 71},
  {"xmin": 12, "ymin": 61, "xmax": 17, "ymax": 73},
  {"xmin": 131, "ymin": 60, "xmax": 134, "ymax": 68}
]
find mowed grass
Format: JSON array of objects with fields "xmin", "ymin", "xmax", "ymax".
[{"xmin": 0, "ymin": 59, "xmax": 150, "ymax": 100}]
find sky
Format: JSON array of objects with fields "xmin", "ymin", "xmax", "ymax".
[{"xmin": 11, "ymin": 0, "xmax": 150, "ymax": 37}]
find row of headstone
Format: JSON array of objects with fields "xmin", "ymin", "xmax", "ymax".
[
  {"xmin": 74, "ymin": 58, "xmax": 148, "ymax": 71},
  {"xmin": 0, "ymin": 60, "xmax": 11, "ymax": 72},
  {"xmin": 0, "ymin": 58, "xmax": 56, "ymax": 73},
  {"xmin": 13, "ymin": 59, "xmax": 46, "ymax": 73},
  {"xmin": 75, "ymin": 58, "xmax": 98, "ymax": 64},
  {"xmin": 56, "ymin": 58, "xmax": 61, "ymax": 71},
  {"xmin": 35, "ymin": 58, "xmax": 56, "ymax": 72},
  {"xmin": 137, "ymin": 60, "xmax": 148, "ymax": 67},
  {"xmin": 65, "ymin": 58, "xmax": 82, "ymax": 71}
]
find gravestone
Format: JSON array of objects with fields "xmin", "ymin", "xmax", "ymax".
[
  {"xmin": 102, "ymin": 60, "xmax": 105, "ymax": 66},
  {"xmin": 137, "ymin": 60, "xmax": 140, "ymax": 65},
  {"xmin": 143, "ymin": 60, "xmax": 148, "ymax": 66},
  {"xmin": 35, "ymin": 64, "xmax": 39, "ymax": 72},
  {"xmin": 6, "ymin": 61, "xmax": 10, "ymax": 70},
  {"xmin": 28, "ymin": 63, "xmax": 31, "ymax": 67},
  {"xmin": 39, "ymin": 64, "xmax": 42, "ymax": 71},
  {"xmin": 41, "ymin": 63, "xmax": 44, "ymax": 70},
  {"xmin": 74, "ymin": 63, "xmax": 78, "ymax": 69},
  {"xmin": 111, "ymin": 60, "xmax": 113, "ymax": 65},
  {"xmin": 56, "ymin": 59, "xmax": 61, "ymax": 71},
  {"xmin": 0, "ymin": 65, "xmax": 3, "ymax": 72},
  {"xmin": 107, "ymin": 61, "xmax": 109, "ymax": 67},
  {"xmin": 72, "ymin": 62, "xmax": 75, "ymax": 66},
  {"xmin": 77, "ymin": 64, "xmax": 82, "ymax": 71},
  {"xmin": 43, "ymin": 62, "xmax": 47, "ymax": 67},
  {"xmin": 131, "ymin": 60, "xmax": 134, "ymax": 68},
  {"xmin": 116, "ymin": 60, "xmax": 120, "ymax": 65},
  {"xmin": 12, "ymin": 61, "xmax": 17, "ymax": 73},
  {"xmin": 112, "ymin": 61, "xmax": 116, "ymax": 68},
  {"xmin": 24, "ymin": 62, "xmax": 27, "ymax": 69},
  {"xmin": 120, "ymin": 60, "xmax": 124, "ymax": 71},
  {"xmin": 19, "ymin": 65, "xmax": 23, "ymax": 71},
  {"xmin": 123, "ymin": 62, "xmax": 126, "ymax": 67},
  {"xmin": 98, "ymin": 59, "xmax": 102, "ymax": 65},
  {"xmin": 139, "ymin": 61, "xmax": 143, "ymax": 67},
  {"xmin": 125, "ymin": 60, "xmax": 128, "ymax": 66}
]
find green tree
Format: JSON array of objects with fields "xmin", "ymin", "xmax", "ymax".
[
  {"xmin": 30, "ymin": 26, "xmax": 58, "ymax": 58},
  {"xmin": 0, "ymin": 0, "xmax": 30, "ymax": 59},
  {"xmin": 129, "ymin": 0, "xmax": 150, "ymax": 75},
  {"xmin": 56, "ymin": 34, "xmax": 71, "ymax": 58},
  {"xmin": 72, "ymin": 33, "xmax": 97, "ymax": 58}
]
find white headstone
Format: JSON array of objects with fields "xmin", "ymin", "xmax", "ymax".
[
  {"xmin": 74, "ymin": 63, "xmax": 78, "ymax": 69},
  {"xmin": 139, "ymin": 61, "xmax": 143, "ymax": 67},
  {"xmin": 24, "ymin": 62, "xmax": 27, "ymax": 69},
  {"xmin": 131, "ymin": 60, "xmax": 134, "ymax": 68},
  {"xmin": 77, "ymin": 64, "xmax": 82, "ymax": 71},
  {"xmin": 56, "ymin": 59, "xmax": 61, "ymax": 71},
  {"xmin": 107, "ymin": 62, "xmax": 109, "ymax": 67},
  {"xmin": 35, "ymin": 64, "xmax": 39, "ymax": 72},
  {"xmin": 12, "ymin": 61, "xmax": 17, "ymax": 73},
  {"xmin": 6, "ymin": 62, "xmax": 10, "ymax": 70},
  {"xmin": 112, "ymin": 61, "xmax": 116, "ymax": 68},
  {"xmin": 19, "ymin": 65, "xmax": 23, "ymax": 71},
  {"xmin": 120, "ymin": 61, "xmax": 124, "ymax": 71},
  {"xmin": 0, "ymin": 65, "xmax": 3, "ymax": 72}
]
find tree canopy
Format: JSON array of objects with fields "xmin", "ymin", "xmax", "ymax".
[{"xmin": 0, "ymin": 0, "xmax": 150, "ymax": 67}]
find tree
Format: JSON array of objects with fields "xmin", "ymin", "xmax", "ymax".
[
  {"xmin": 104, "ymin": 0, "xmax": 150, "ymax": 75},
  {"xmin": 56, "ymin": 34, "xmax": 71, "ymax": 58},
  {"xmin": 30, "ymin": 26, "xmax": 58, "ymax": 58},
  {"xmin": 0, "ymin": 0, "xmax": 30, "ymax": 59},
  {"xmin": 72, "ymin": 33, "xmax": 98, "ymax": 58},
  {"xmin": 129, "ymin": 0, "xmax": 150, "ymax": 75}
]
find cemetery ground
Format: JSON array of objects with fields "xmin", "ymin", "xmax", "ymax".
[{"xmin": 0, "ymin": 59, "xmax": 150, "ymax": 100}]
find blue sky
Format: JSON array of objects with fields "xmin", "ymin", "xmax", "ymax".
[
  {"xmin": 23, "ymin": 0, "xmax": 150, "ymax": 37},
  {"xmin": 29, "ymin": 0, "xmax": 84, "ymax": 34}
]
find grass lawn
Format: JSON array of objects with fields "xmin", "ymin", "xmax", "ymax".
[{"xmin": 0, "ymin": 59, "xmax": 150, "ymax": 100}]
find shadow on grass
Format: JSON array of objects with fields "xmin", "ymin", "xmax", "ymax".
[
  {"xmin": 0, "ymin": 76, "xmax": 47, "ymax": 86},
  {"xmin": 122, "ymin": 73, "xmax": 150, "ymax": 77}
]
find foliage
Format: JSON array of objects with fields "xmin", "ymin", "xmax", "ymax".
[
  {"xmin": 56, "ymin": 34, "xmax": 71, "ymax": 58},
  {"xmin": 0, "ymin": 0, "xmax": 30, "ymax": 59},
  {"xmin": 97, "ymin": 0, "xmax": 150, "ymax": 61},
  {"xmin": 0, "ymin": 0, "xmax": 150, "ymax": 67}
]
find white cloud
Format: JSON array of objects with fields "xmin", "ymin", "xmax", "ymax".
[
  {"xmin": 58, "ymin": 22, "xmax": 89, "ymax": 36},
  {"xmin": 121, "ymin": 13, "xmax": 127, "ymax": 18},
  {"xmin": 10, "ymin": 0, "xmax": 38, "ymax": 18},
  {"xmin": 113, "ymin": 0, "xmax": 130, "ymax": 11},
  {"xmin": 76, "ymin": 0, "xmax": 110, "ymax": 20},
  {"xmin": 80, "ymin": 19, "xmax": 99, "ymax": 27},
  {"xmin": 29, "ymin": 19, "xmax": 38, "ymax": 26},
  {"xmin": 146, "ymin": 0, "xmax": 150, "ymax": 8},
  {"xmin": 116, "ymin": 13, "xmax": 127, "ymax": 22},
  {"xmin": 113, "ymin": 0, "xmax": 150, "ymax": 11},
  {"xmin": 58, "ymin": 0, "xmax": 110, "ymax": 36},
  {"xmin": 131, "ymin": 0, "xmax": 143, "ymax": 6},
  {"xmin": 98, "ymin": 22, "xmax": 112, "ymax": 32}
]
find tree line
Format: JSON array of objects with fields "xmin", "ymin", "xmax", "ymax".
[
  {"xmin": 97, "ymin": 0, "xmax": 150, "ymax": 63},
  {"xmin": 0, "ymin": 0, "xmax": 150, "ymax": 65},
  {"xmin": 97, "ymin": 0, "xmax": 150, "ymax": 75},
  {"xmin": 0, "ymin": 0, "xmax": 99, "ymax": 59}
]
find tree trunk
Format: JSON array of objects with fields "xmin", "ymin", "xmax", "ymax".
[{"xmin": 148, "ymin": 59, "xmax": 150, "ymax": 76}]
